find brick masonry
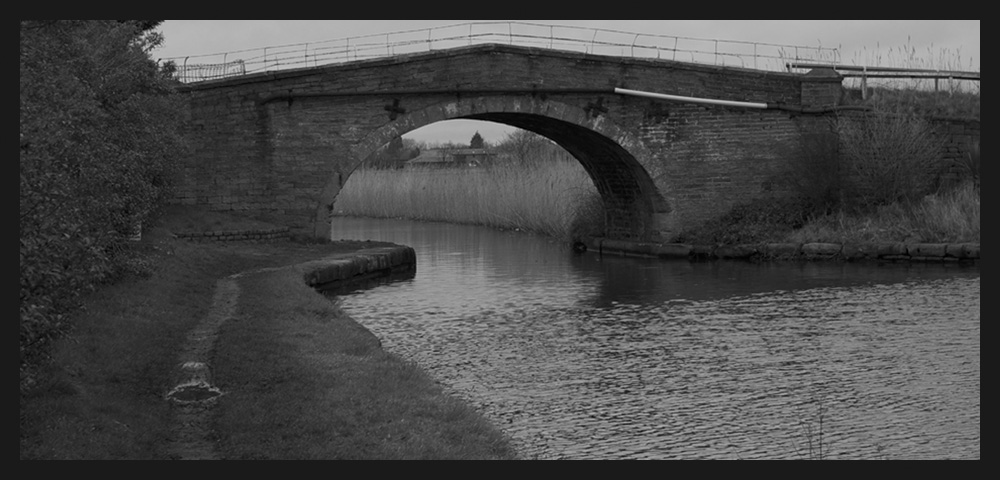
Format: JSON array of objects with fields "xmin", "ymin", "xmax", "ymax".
[{"xmin": 174, "ymin": 44, "xmax": 979, "ymax": 241}]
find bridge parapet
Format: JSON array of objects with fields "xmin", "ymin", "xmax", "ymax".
[{"xmin": 163, "ymin": 21, "xmax": 841, "ymax": 84}]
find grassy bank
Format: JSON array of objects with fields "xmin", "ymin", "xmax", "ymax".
[
  {"xmin": 19, "ymin": 206, "xmax": 517, "ymax": 460},
  {"xmin": 677, "ymin": 180, "xmax": 980, "ymax": 246},
  {"xmin": 787, "ymin": 181, "xmax": 980, "ymax": 244}
]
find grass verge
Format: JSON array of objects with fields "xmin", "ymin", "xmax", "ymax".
[{"xmin": 19, "ymin": 206, "xmax": 517, "ymax": 460}]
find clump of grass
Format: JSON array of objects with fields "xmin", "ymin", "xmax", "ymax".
[
  {"xmin": 786, "ymin": 180, "xmax": 979, "ymax": 244},
  {"xmin": 906, "ymin": 183, "xmax": 980, "ymax": 242},
  {"xmin": 333, "ymin": 160, "xmax": 602, "ymax": 242}
]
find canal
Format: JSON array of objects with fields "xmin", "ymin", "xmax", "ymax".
[{"xmin": 325, "ymin": 216, "xmax": 980, "ymax": 460}]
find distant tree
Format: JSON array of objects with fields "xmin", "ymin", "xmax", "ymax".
[
  {"xmin": 117, "ymin": 20, "xmax": 163, "ymax": 32},
  {"xmin": 493, "ymin": 129, "xmax": 573, "ymax": 167},
  {"xmin": 470, "ymin": 131, "xmax": 485, "ymax": 149},
  {"xmin": 366, "ymin": 136, "xmax": 421, "ymax": 169}
]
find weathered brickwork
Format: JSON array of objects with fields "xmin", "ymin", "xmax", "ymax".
[
  {"xmin": 927, "ymin": 116, "xmax": 980, "ymax": 187},
  {"xmin": 173, "ymin": 43, "xmax": 976, "ymax": 241}
]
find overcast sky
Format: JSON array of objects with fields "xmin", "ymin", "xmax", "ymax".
[{"xmin": 152, "ymin": 20, "xmax": 979, "ymax": 145}]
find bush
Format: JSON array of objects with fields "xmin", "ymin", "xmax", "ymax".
[
  {"xmin": 834, "ymin": 105, "xmax": 944, "ymax": 210},
  {"xmin": 20, "ymin": 21, "xmax": 186, "ymax": 392},
  {"xmin": 779, "ymin": 131, "xmax": 844, "ymax": 214},
  {"xmin": 675, "ymin": 196, "xmax": 813, "ymax": 245}
]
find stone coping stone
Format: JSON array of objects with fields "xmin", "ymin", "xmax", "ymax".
[
  {"xmin": 300, "ymin": 245, "xmax": 417, "ymax": 288},
  {"xmin": 586, "ymin": 237, "xmax": 979, "ymax": 263},
  {"xmin": 174, "ymin": 226, "xmax": 291, "ymax": 242},
  {"xmin": 592, "ymin": 238, "xmax": 694, "ymax": 258},
  {"xmin": 715, "ymin": 244, "xmax": 759, "ymax": 259},
  {"xmin": 802, "ymin": 242, "xmax": 842, "ymax": 257}
]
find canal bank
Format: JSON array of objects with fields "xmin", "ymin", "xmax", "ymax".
[
  {"xmin": 164, "ymin": 236, "xmax": 516, "ymax": 460},
  {"xmin": 20, "ymin": 206, "xmax": 518, "ymax": 459},
  {"xmin": 163, "ymin": 242, "xmax": 419, "ymax": 459},
  {"xmin": 585, "ymin": 237, "xmax": 981, "ymax": 263}
]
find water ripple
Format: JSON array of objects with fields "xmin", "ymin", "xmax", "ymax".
[{"xmin": 329, "ymin": 217, "xmax": 979, "ymax": 460}]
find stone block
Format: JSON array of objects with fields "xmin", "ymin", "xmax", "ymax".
[
  {"xmin": 907, "ymin": 243, "xmax": 947, "ymax": 258},
  {"xmin": 715, "ymin": 244, "xmax": 757, "ymax": 259},
  {"xmin": 801, "ymin": 242, "xmax": 841, "ymax": 257},
  {"xmin": 763, "ymin": 243, "xmax": 801, "ymax": 258},
  {"xmin": 875, "ymin": 242, "xmax": 908, "ymax": 257},
  {"xmin": 950, "ymin": 243, "xmax": 980, "ymax": 259},
  {"xmin": 653, "ymin": 243, "xmax": 693, "ymax": 258},
  {"xmin": 841, "ymin": 243, "xmax": 878, "ymax": 260},
  {"xmin": 690, "ymin": 244, "xmax": 715, "ymax": 258}
]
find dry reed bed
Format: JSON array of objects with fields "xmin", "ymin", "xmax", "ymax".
[{"xmin": 334, "ymin": 161, "xmax": 599, "ymax": 240}]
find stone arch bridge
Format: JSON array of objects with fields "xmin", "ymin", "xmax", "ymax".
[{"xmin": 174, "ymin": 43, "xmax": 851, "ymax": 241}]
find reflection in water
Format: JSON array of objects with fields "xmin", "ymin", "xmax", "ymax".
[{"xmin": 327, "ymin": 216, "xmax": 980, "ymax": 459}]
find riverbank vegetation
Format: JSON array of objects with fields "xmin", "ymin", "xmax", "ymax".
[{"xmin": 336, "ymin": 108, "xmax": 979, "ymax": 247}]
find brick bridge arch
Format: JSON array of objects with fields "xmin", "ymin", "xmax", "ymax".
[
  {"xmin": 174, "ymin": 43, "xmax": 851, "ymax": 241},
  {"xmin": 331, "ymin": 95, "xmax": 670, "ymax": 240}
]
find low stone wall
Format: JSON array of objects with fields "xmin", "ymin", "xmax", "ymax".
[
  {"xmin": 587, "ymin": 237, "xmax": 980, "ymax": 263},
  {"xmin": 173, "ymin": 227, "xmax": 291, "ymax": 243}
]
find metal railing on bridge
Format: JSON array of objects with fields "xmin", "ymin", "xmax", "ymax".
[
  {"xmin": 162, "ymin": 21, "xmax": 843, "ymax": 84},
  {"xmin": 786, "ymin": 62, "xmax": 981, "ymax": 95}
]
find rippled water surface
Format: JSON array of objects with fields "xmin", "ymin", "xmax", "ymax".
[{"xmin": 328, "ymin": 216, "xmax": 980, "ymax": 460}]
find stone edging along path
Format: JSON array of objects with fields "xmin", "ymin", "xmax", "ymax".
[
  {"xmin": 172, "ymin": 227, "xmax": 291, "ymax": 243},
  {"xmin": 163, "ymin": 244, "xmax": 416, "ymax": 460},
  {"xmin": 586, "ymin": 237, "xmax": 980, "ymax": 264}
]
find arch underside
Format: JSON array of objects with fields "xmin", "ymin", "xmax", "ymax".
[
  {"xmin": 466, "ymin": 112, "xmax": 670, "ymax": 239},
  {"xmin": 317, "ymin": 96, "xmax": 674, "ymax": 241}
]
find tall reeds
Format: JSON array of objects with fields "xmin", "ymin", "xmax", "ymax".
[
  {"xmin": 333, "ymin": 160, "xmax": 602, "ymax": 241},
  {"xmin": 846, "ymin": 38, "xmax": 979, "ymax": 94}
]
